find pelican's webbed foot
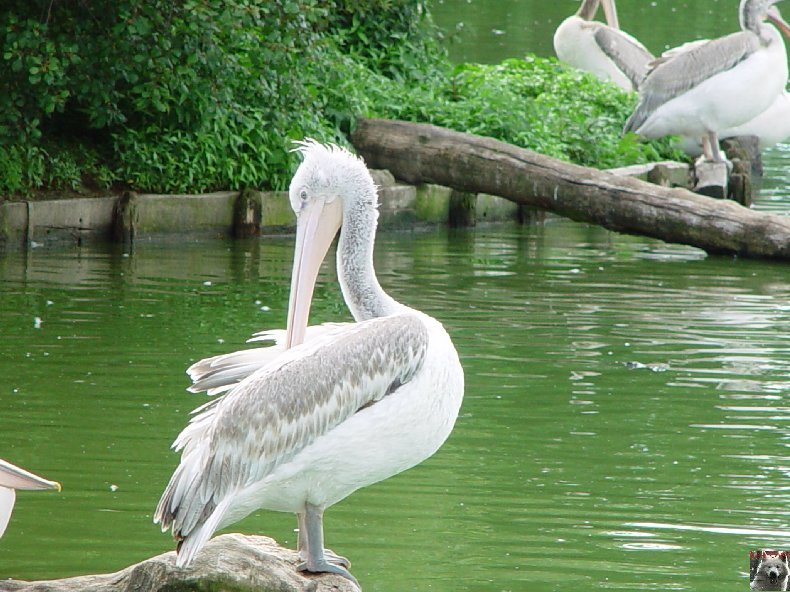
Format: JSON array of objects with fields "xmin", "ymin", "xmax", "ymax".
[
  {"xmin": 299, "ymin": 547, "xmax": 350, "ymax": 568},
  {"xmin": 297, "ymin": 558, "xmax": 359, "ymax": 585},
  {"xmin": 298, "ymin": 502, "xmax": 359, "ymax": 586}
]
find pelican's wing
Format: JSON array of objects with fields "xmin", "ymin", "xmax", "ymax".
[
  {"xmin": 593, "ymin": 27, "xmax": 654, "ymax": 88},
  {"xmin": 659, "ymin": 39, "xmax": 710, "ymax": 60},
  {"xmin": 155, "ymin": 313, "xmax": 428, "ymax": 550},
  {"xmin": 187, "ymin": 322, "xmax": 352, "ymax": 395},
  {"xmin": 625, "ymin": 31, "xmax": 760, "ymax": 133}
]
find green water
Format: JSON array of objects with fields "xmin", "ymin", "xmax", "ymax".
[
  {"xmin": 2, "ymin": 219, "xmax": 790, "ymax": 590},
  {"xmin": 2, "ymin": 2, "xmax": 790, "ymax": 590}
]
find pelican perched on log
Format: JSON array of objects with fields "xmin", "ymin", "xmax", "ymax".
[
  {"xmin": 0, "ymin": 459, "xmax": 60, "ymax": 537},
  {"xmin": 554, "ymin": 0, "xmax": 654, "ymax": 91},
  {"xmin": 625, "ymin": 0, "xmax": 790, "ymax": 162},
  {"xmin": 154, "ymin": 141, "xmax": 465, "ymax": 584}
]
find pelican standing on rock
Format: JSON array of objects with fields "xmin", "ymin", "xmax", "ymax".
[
  {"xmin": 554, "ymin": 0, "xmax": 654, "ymax": 91},
  {"xmin": 154, "ymin": 141, "xmax": 465, "ymax": 585},
  {"xmin": 625, "ymin": 0, "xmax": 790, "ymax": 162},
  {"xmin": 0, "ymin": 458, "xmax": 60, "ymax": 537}
]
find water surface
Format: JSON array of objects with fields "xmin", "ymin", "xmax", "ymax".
[{"xmin": 2, "ymin": 219, "xmax": 790, "ymax": 590}]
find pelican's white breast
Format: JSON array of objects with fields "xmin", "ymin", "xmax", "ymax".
[
  {"xmin": 222, "ymin": 312, "xmax": 463, "ymax": 523},
  {"xmin": 637, "ymin": 26, "xmax": 788, "ymax": 139}
]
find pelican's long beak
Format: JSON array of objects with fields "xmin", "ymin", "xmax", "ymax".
[
  {"xmin": 0, "ymin": 460, "xmax": 61, "ymax": 538},
  {"xmin": 0, "ymin": 459, "xmax": 61, "ymax": 492},
  {"xmin": 285, "ymin": 197, "xmax": 343, "ymax": 348},
  {"xmin": 768, "ymin": 6, "xmax": 790, "ymax": 37},
  {"xmin": 601, "ymin": 0, "xmax": 620, "ymax": 29}
]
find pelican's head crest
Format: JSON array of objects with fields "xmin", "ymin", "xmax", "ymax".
[
  {"xmin": 289, "ymin": 139, "xmax": 378, "ymax": 217},
  {"xmin": 741, "ymin": 0, "xmax": 787, "ymax": 32}
]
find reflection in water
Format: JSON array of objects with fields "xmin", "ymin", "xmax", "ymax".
[{"xmin": 2, "ymin": 219, "xmax": 790, "ymax": 590}]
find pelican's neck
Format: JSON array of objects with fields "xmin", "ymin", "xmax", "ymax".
[
  {"xmin": 577, "ymin": 0, "xmax": 600, "ymax": 21},
  {"xmin": 337, "ymin": 201, "xmax": 405, "ymax": 321},
  {"xmin": 741, "ymin": 0, "xmax": 772, "ymax": 39}
]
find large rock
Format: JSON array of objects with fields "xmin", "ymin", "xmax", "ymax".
[{"xmin": 1, "ymin": 534, "xmax": 360, "ymax": 592}]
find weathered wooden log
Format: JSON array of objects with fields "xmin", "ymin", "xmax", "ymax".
[
  {"xmin": 350, "ymin": 119, "xmax": 790, "ymax": 260},
  {"xmin": 1, "ymin": 534, "xmax": 359, "ymax": 592}
]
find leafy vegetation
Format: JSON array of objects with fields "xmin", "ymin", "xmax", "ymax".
[
  {"xmin": 0, "ymin": 1, "xmax": 682, "ymax": 198},
  {"xmin": 364, "ymin": 57, "xmax": 685, "ymax": 169}
]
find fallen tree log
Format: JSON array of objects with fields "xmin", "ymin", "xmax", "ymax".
[
  {"xmin": 350, "ymin": 119, "xmax": 790, "ymax": 261},
  {"xmin": 1, "ymin": 534, "xmax": 359, "ymax": 592}
]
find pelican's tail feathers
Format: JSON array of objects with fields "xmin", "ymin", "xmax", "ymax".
[
  {"xmin": 174, "ymin": 499, "xmax": 230, "ymax": 568},
  {"xmin": 624, "ymin": 106, "xmax": 648, "ymax": 135}
]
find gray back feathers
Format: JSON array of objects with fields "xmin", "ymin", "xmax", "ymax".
[
  {"xmin": 155, "ymin": 313, "xmax": 429, "ymax": 539},
  {"xmin": 594, "ymin": 27, "xmax": 654, "ymax": 89},
  {"xmin": 625, "ymin": 31, "xmax": 760, "ymax": 133}
]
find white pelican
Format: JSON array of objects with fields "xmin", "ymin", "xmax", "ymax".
[
  {"xmin": 154, "ymin": 141, "xmax": 465, "ymax": 584},
  {"xmin": 0, "ymin": 459, "xmax": 61, "ymax": 537},
  {"xmin": 554, "ymin": 0, "xmax": 654, "ymax": 91},
  {"xmin": 625, "ymin": 0, "xmax": 790, "ymax": 162}
]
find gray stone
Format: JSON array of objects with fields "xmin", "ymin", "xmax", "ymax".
[
  {"xmin": 116, "ymin": 192, "xmax": 238, "ymax": 242},
  {"xmin": 27, "ymin": 197, "xmax": 117, "ymax": 246},
  {"xmin": 0, "ymin": 201, "xmax": 29, "ymax": 249},
  {"xmin": 0, "ymin": 534, "xmax": 360, "ymax": 592}
]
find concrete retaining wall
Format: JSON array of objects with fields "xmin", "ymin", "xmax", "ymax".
[{"xmin": 0, "ymin": 169, "xmax": 521, "ymax": 250}]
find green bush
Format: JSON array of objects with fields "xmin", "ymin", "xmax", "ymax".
[
  {"xmin": 0, "ymin": 1, "xmax": 681, "ymax": 197},
  {"xmin": 364, "ymin": 56, "xmax": 685, "ymax": 169}
]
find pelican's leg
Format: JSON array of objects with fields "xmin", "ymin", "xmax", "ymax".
[
  {"xmin": 706, "ymin": 131, "xmax": 725, "ymax": 163},
  {"xmin": 297, "ymin": 512, "xmax": 307, "ymax": 555},
  {"xmin": 297, "ymin": 503, "xmax": 358, "ymax": 585},
  {"xmin": 701, "ymin": 134, "xmax": 713, "ymax": 161},
  {"xmin": 297, "ymin": 510, "xmax": 350, "ymax": 569}
]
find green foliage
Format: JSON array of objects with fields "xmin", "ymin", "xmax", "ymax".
[
  {"xmin": 327, "ymin": 0, "xmax": 446, "ymax": 82},
  {"xmin": 362, "ymin": 56, "xmax": 686, "ymax": 169},
  {"xmin": 0, "ymin": 2, "xmax": 683, "ymax": 197}
]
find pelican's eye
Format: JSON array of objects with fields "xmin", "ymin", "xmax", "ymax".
[{"xmin": 299, "ymin": 188, "xmax": 309, "ymax": 203}]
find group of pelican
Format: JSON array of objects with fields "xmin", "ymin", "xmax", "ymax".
[{"xmin": 554, "ymin": 0, "xmax": 790, "ymax": 161}]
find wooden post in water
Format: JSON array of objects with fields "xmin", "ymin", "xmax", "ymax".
[{"xmin": 350, "ymin": 119, "xmax": 790, "ymax": 261}]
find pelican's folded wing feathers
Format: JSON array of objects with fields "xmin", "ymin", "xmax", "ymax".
[
  {"xmin": 625, "ymin": 31, "xmax": 760, "ymax": 133},
  {"xmin": 155, "ymin": 313, "xmax": 428, "ymax": 541},
  {"xmin": 593, "ymin": 27, "xmax": 655, "ymax": 89}
]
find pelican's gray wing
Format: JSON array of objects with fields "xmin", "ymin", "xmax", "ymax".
[
  {"xmin": 625, "ymin": 31, "xmax": 761, "ymax": 133},
  {"xmin": 155, "ymin": 313, "xmax": 428, "ymax": 540},
  {"xmin": 593, "ymin": 27, "xmax": 655, "ymax": 88}
]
